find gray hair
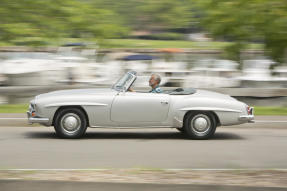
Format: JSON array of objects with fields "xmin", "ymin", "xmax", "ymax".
[{"xmin": 152, "ymin": 74, "xmax": 161, "ymax": 84}]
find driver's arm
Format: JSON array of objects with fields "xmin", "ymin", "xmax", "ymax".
[{"xmin": 128, "ymin": 87, "xmax": 134, "ymax": 92}]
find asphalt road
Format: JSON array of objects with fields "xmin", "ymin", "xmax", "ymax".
[
  {"xmin": 1, "ymin": 180, "xmax": 287, "ymax": 191},
  {"xmin": 1, "ymin": 123, "xmax": 287, "ymax": 169}
]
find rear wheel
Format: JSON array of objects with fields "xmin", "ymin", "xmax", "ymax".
[
  {"xmin": 183, "ymin": 112, "xmax": 217, "ymax": 140},
  {"xmin": 54, "ymin": 108, "xmax": 87, "ymax": 138}
]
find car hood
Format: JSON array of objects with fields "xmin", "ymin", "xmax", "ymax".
[{"xmin": 36, "ymin": 88, "xmax": 117, "ymax": 100}]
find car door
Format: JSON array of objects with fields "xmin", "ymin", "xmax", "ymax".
[{"xmin": 111, "ymin": 92, "xmax": 170, "ymax": 123}]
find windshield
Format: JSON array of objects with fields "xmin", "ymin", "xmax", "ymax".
[{"xmin": 112, "ymin": 71, "xmax": 136, "ymax": 91}]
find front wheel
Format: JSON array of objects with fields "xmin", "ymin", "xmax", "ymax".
[
  {"xmin": 54, "ymin": 108, "xmax": 87, "ymax": 138},
  {"xmin": 183, "ymin": 112, "xmax": 217, "ymax": 140}
]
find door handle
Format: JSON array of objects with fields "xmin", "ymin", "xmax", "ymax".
[{"xmin": 161, "ymin": 101, "xmax": 169, "ymax": 104}]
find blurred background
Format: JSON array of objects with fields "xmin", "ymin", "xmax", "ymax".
[
  {"xmin": 1, "ymin": 2, "xmax": 287, "ymax": 189},
  {"xmin": 0, "ymin": 0, "xmax": 286, "ymax": 110}
]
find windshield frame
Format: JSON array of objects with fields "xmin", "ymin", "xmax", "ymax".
[{"xmin": 112, "ymin": 71, "xmax": 137, "ymax": 92}]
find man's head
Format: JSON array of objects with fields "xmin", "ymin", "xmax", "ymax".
[{"xmin": 149, "ymin": 74, "xmax": 161, "ymax": 88}]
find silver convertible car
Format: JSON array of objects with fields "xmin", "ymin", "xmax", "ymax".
[{"xmin": 27, "ymin": 71, "xmax": 254, "ymax": 139}]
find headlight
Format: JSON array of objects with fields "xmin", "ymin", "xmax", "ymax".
[
  {"xmin": 29, "ymin": 101, "xmax": 35, "ymax": 111},
  {"xmin": 29, "ymin": 100, "xmax": 36, "ymax": 117}
]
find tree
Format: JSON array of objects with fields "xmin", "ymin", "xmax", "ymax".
[
  {"xmin": 0, "ymin": 0, "xmax": 128, "ymax": 45},
  {"xmin": 137, "ymin": 0, "xmax": 192, "ymax": 31},
  {"xmin": 196, "ymin": 0, "xmax": 287, "ymax": 64}
]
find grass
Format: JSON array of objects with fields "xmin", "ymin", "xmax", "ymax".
[
  {"xmin": 0, "ymin": 38, "xmax": 264, "ymax": 50},
  {"xmin": 0, "ymin": 104, "xmax": 286, "ymax": 115},
  {"xmin": 99, "ymin": 39, "xmax": 263, "ymax": 49},
  {"xmin": 254, "ymin": 106, "xmax": 287, "ymax": 116},
  {"xmin": 0, "ymin": 104, "xmax": 29, "ymax": 113}
]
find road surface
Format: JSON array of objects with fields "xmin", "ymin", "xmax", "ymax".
[
  {"xmin": 0, "ymin": 124, "xmax": 287, "ymax": 169},
  {"xmin": 1, "ymin": 180, "xmax": 287, "ymax": 191}
]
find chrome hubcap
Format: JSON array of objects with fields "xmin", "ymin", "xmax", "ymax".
[
  {"xmin": 191, "ymin": 114, "xmax": 211, "ymax": 135},
  {"xmin": 64, "ymin": 116, "xmax": 78, "ymax": 130},
  {"xmin": 61, "ymin": 113, "xmax": 81, "ymax": 134},
  {"xmin": 194, "ymin": 117, "xmax": 208, "ymax": 131}
]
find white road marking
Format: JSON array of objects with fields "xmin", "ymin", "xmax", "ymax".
[
  {"xmin": 255, "ymin": 120, "xmax": 287, "ymax": 123},
  {"xmin": 1, "ymin": 168, "xmax": 287, "ymax": 171},
  {"xmin": 0, "ymin": 118, "xmax": 26, "ymax": 120}
]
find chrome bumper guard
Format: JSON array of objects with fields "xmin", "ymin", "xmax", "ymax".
[
  {"xmin": 239, "ymin": 107, "xmax": 255, "ymax": 123},
  {"xmin": 239, "ymin": 115, "xmax": 255, "ymax": 123},
  {"xmin": 27, "ymin": 111, "xmax": 49, "ymax": 124}
]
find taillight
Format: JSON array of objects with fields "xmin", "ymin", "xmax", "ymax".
[{"xmin": 247, "ymin": 106, "xmax": 252, "ymax": 115}]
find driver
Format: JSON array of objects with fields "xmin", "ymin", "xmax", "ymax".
[
  {"xmin": 128, "ymin": 73, "xmax": 163, "ymax": 93},
  {"xmin": 149, "ymin": 74, "xmax": 162, "ymax": 93}
]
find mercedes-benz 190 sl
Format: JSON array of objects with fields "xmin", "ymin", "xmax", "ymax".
[{"xmin": 27, "ymin": 71, "xmax": 254, "ymax": 139}]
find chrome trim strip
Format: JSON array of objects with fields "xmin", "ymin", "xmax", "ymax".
[
  {"xmin": 45, "ymin": 102, "xmax": 108, "ymax": 107},
  {"xmin": 180, "ymin": 107, "xmax": 242, "ymax": 113}
]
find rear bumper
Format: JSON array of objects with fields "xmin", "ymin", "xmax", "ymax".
[
  {"xmin": 239, "ymin": 106, "xmax": 254, "ymax": 123},
  {"xmin": 27, "ymin": 111, "xmax": 49, "ymax": 124},
  {"xmin": 239, "ymin": 115, "xmax": 255, "ymax": 123}
]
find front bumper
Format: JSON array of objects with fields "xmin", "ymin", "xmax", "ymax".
[{"xmin": 27, "ymin": 111, "xmax": 49, "ymax": 124}]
